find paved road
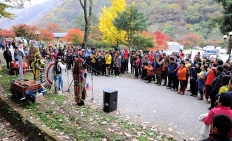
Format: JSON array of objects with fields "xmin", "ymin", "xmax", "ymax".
[{"xmin": 62, "ymin": 70, "xmax": 209, "ymax": 140}]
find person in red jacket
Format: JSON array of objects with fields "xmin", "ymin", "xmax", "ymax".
[
  {"xmin": 204, "ymin": 66, "xmax": 217, "ymax": 103},
  {"xmin": 204, "ymin": 93, "xmax": 232, "ymax": 139},
  {"xmin": 134, "ymin": 55, "xmax": 140, "ymax": 79}
]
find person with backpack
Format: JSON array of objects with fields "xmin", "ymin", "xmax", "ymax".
[
  {"xmin": 167, "ymin": 57, "xmax": 177, "ymax": 90},
  {"xmin": 210, "ymin": 67, "xmax": 226, "ymax": 110}
]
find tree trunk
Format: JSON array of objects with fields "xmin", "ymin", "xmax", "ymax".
[
  {"xmin": 128, "ymin": 31, "xmax": 133, "ymax": 53},
  {"xmin": 79, "ymin": 0, "xmax": 92, "ymax": 49}
]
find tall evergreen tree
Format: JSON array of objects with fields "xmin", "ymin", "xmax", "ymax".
[
  {"xmin": 113, "ymin": 5, "xmax": 151, "ymax": 50},
  {"xmin": 213, "ymin": 0, "xmax": 232, "ymax": 34}
]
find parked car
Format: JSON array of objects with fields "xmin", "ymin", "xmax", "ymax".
[
  {"xmin": 216, "ymin": 46, "xmax": 222, "ymax": 51},
  {"xmin": 193, "ymin": 46, "xmax": 203, "ymax": 50},
  {"xmin": 203, "ymin": 47, "xmax": 207, "ymax": 51},
  {"xmin": 202, "ymin": 50, "xmax": 217, "ymax": 58},
  {"xmin": 217, "ymin": 49, "xmax": 227, "ymax": 54}
]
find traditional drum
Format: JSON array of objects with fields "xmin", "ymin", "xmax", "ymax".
[{"xmin": 10, "ymin": 79, "xmax": 46, "ymax": 102}]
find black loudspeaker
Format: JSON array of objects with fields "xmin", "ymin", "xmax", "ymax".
[{"xmin": 103, "ymin": 88, "xmax": 118, "ymax": 113}]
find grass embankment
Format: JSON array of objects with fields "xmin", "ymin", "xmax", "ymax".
[{"xmin": 0, "ymin": 69, "xmax": 176, "ymax": 141}]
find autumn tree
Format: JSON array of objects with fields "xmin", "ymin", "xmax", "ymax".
[
  {"xmin": 12, "ymin": 24, "xmax": 37, "ymax": 45},
  {"xmin": 0, "ymin": 29, "xmax": 15, "ymax": 38},
  {"xmin": 64, "ymin": 28, "xmax": 84, "ymax": 44},
  {"xmin": 132, "ymin": 32, "xmax": 154, "ymax": 51},
  {"xmin": 0, "ymin": 3, "xmax": 14, "ymax": 19},
  {"xmin": 154, "ymin": 31, "xmax": 168, "ymax": 50},
  {"xmin": 46, "ymin": 23, "xmax": 62, "ymax": 32},
  {"xmin": 0, "ymin": 0, "xmax": 30, "ymax": 19},
  {"xmin": 113, "ymin": 5, "xmax": 151, "ymax": 50},
  {"xmin": 79, "ymin": 0, "xmax": 93, "ymax": 49},
  {"xmin": 39, "ymin": 28, "xmax": 54, "ymax": 42},
  {"xmin": 89, "ymin": 25, "xmax": 102, "ymax": 42},
  {"xmin": 99, "ymin": 0, "xmax": 127, "ymax": 46},
  {"xmin": 181, "ymin": 32, "xmax": 202, "ymax": 49}
]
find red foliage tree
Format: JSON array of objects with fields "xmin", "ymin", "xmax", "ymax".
[
  {"xmin": 0, "ymin": 29, "xmax": 15, "ymax": 38},
  {"xmin": 12, "ymin": 24, "xmax": 37, "ymax": 40},
  {"xmin": 182, "ymin": 32, "xmax": 201, "ymax": 48},
  {"xmin": 64, "ymin": 28, "xmax": 84, "ymax": 44},
  {"xmin": 39, "ymin": 28, "xmax": 54, "ymax": 42},
  {"xmin": 46, "ymin": 23, "xmax": 62, "ymax": 32},
  {"xmin": 153, "ymin": 30, "xmax": 168, "ymax": 50}
]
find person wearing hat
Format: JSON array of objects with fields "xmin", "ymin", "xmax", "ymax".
[
  {"xmin": 54, "ymin": 56, "xmax": 67, "ymax": 94},
  {"xmin": 73, "ymin": 57, "xmax": 87, "ymax": 106},
  {"xmin": 3, "ymin": 46, "xmax": 12, "ymax": 69},
  {"xmin": 177, "ymin": 61, "xmax": 187, "ymax": 95}
]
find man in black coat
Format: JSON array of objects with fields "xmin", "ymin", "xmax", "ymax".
[
  {"xmin": 3, "ymin": 46, "xmax": 12, "ymax": 69},
  {"xmin": 190, "ymin": 62, "xmax": 201, "ymax": 97}
]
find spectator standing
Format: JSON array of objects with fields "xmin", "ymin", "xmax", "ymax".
[
  {"xmin": 3, "ymin": 46, "xmax": 12, "ymax": 69},
  {"xmin": 113, "ymin": 53, "xmax": 121, "ymax": 78},
  {"xmin": 167, "ymin": 57, "xmax": 177, "ymax": 90},
  {"xmin": 178, "ymin": 61, "xmax": 187, "ymax": 95},
  {"xmin": 123, "ymin": 48, "xmax": 129, "ymax": 73},
  {"xmin": 155, "ymin": 54, "xmax": 164, "ymax": 86},
  {"xmin": 105, "ymin": 52, "xmax": 112, "ymax": 76}
]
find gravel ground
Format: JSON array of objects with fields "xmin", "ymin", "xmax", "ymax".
[{"xmin": 0, "ymin": 113, "xmax": 27, "ymax": 141}]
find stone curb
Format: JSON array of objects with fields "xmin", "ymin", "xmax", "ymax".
[{"xmin": 0, "ymin": 89, "xmax": 59, "ymax": 141}]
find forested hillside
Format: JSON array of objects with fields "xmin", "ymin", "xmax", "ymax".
[{"xmin": 35, "ymin": 0, "xmax": 223, "ymax": 44}]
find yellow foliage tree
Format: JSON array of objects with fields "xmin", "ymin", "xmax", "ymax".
[{"xmin": 99, "ymin": 0, "xmax": 127, "ymax": 46}]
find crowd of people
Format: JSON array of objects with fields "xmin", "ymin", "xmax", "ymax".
[{"xmin": 3, "ymin": 41, "xmax": 232, "ymax": 140}]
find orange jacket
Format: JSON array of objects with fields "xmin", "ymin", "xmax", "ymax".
[
  {"xmin": 146, "ymin": 65, "xmax": 153, "ymax": 75},
  {"xmin": 205, "ymin": 69, "xmax": 216, "ymax": 85},
  {"xmin": 178, "ymin": 67, "xmax": 187, "ymax": 80}
]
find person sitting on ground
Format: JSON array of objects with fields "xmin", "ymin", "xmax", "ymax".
[
  {"xmin": 144, "ymin": 62, "xmax": 154, "ymax": 83},
  {"xmin": 201, "ymin": 114, "xmax": 232, "ymax": 141},
  {"xmin": 204, "ymin": 93, "xmax": 232, "ymax": 139}
]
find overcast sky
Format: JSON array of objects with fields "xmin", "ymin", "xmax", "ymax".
[{"xmin": 3, "ymin": 0, "xmax": 48, "ymax": 13}]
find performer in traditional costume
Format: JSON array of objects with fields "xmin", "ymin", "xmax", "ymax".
[
  {"xmin": 54, "ymin": 56, "xmax": 66, "ymax": 94},
  {"xmin": 31, "ymin": 53, "xmax": 46, "ymax": 82},
  {"xmin": 73, "ymin": 57, "xmax": 87, "ymax": 106}
]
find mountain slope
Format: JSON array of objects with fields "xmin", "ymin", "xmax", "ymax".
[{"xmin": 0, "ymin": 0, "xmax": 59, "ymax": 29}]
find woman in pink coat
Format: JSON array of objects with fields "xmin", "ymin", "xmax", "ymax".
[{"xmin": 204, "ymin": 93, "xmax": 232, "ymax": 139}]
